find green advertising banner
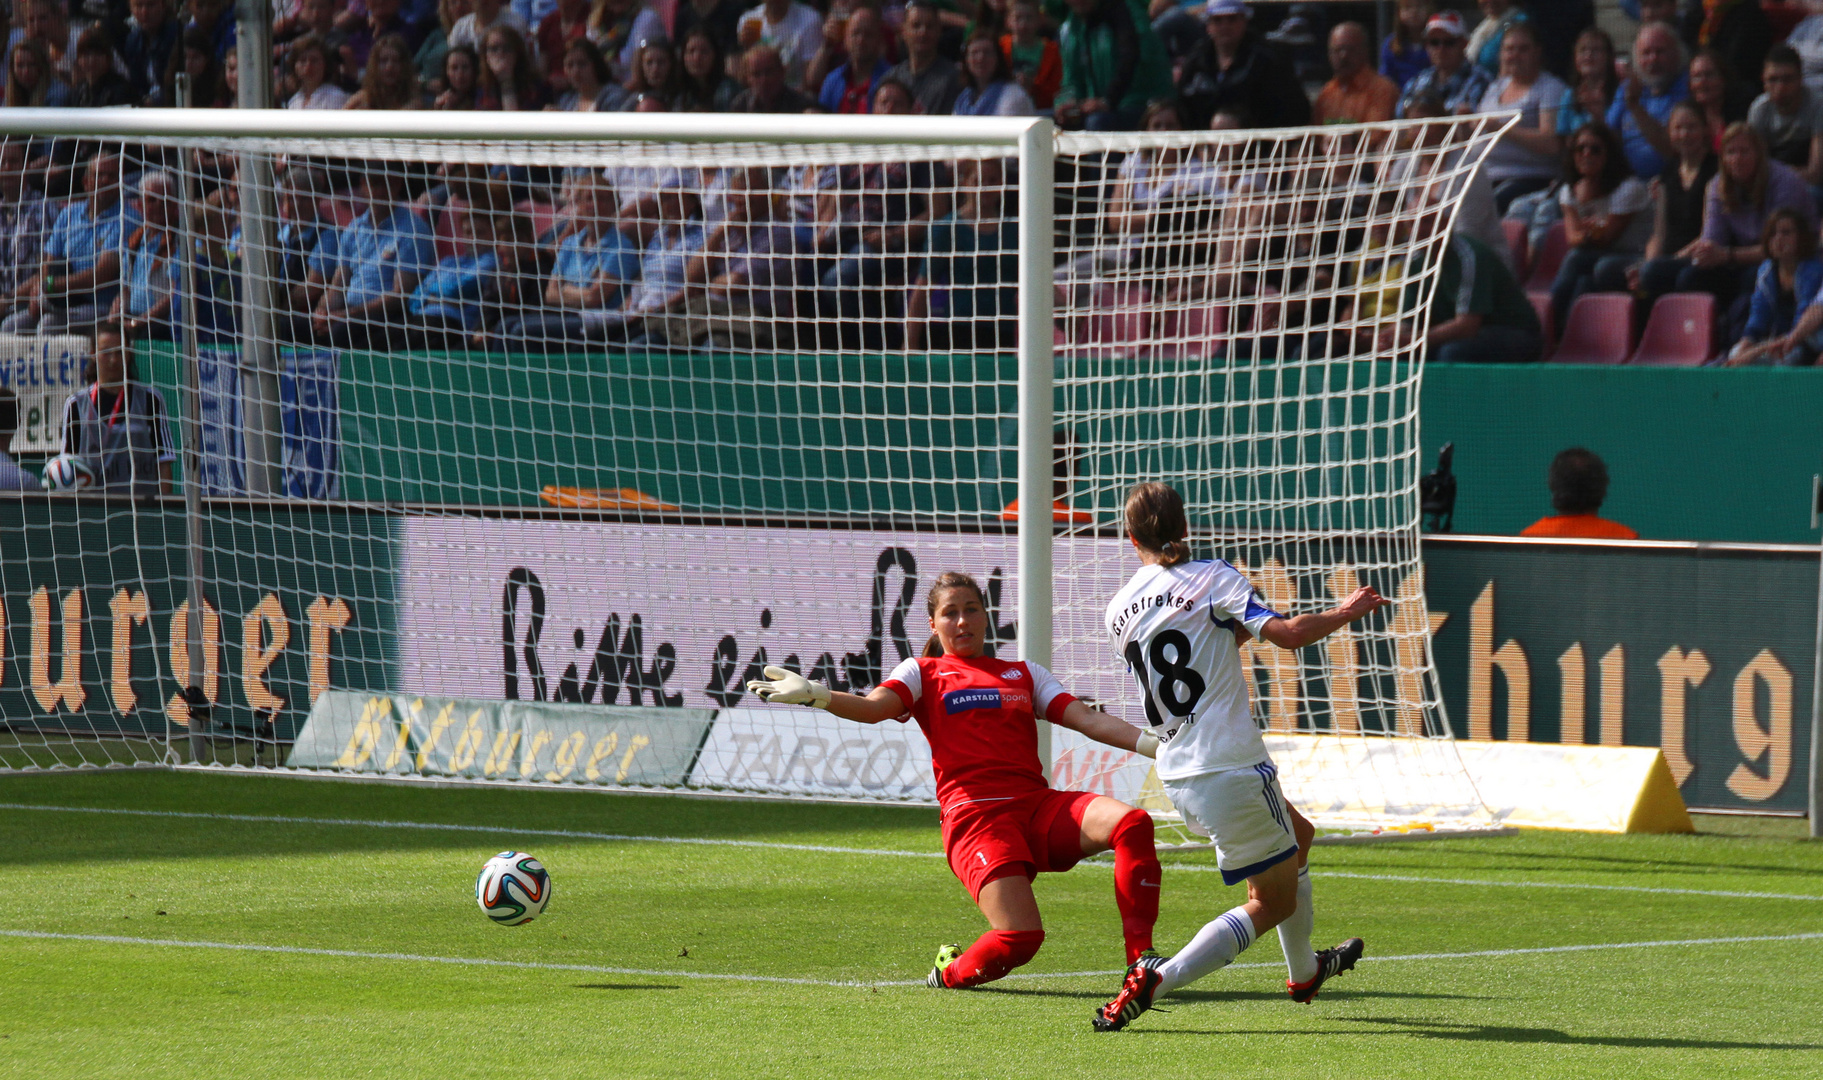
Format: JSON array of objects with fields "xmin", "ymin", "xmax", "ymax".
[
  {"xmin": 0, "ymin": 499, "xmax": 396, "ymax": 745},
  {"xmin": 1422, "ymin": 537, "xmax": 1820, "ymax": 814},
  {"xmin": 287, "ymin": 692, "xmax": 716, "ymax": 787}
]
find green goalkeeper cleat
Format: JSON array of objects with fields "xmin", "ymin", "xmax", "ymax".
[{"xmin": 925, "ymin": 943, "xmax": 964, "ymax": 988}]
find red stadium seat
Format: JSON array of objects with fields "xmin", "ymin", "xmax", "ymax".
[
  {"xmin": 1523, "ymin": 221, "xmax": 1567, "ymax": 306},
  {"xmin": 1631, "ymin": 293, "xmax": 1715, "ymax": 366},
  {"xmin": 1159, "ymin": 303, "xmax": 1228, "ymax": 358},
  {"xmin": 1502, "ymin": 218, "xmax": 1529, "ymax": 276},
  {"xmin": 1529, "ymin": 292, "xmax": 1554, "ymax": 353},
  {"xmin": 1551, "ymin": 292, "xmax": 1634, "ymax": 365},
  {"xmin": 1072, "ymin": 283, "xmax": 1153, "ymax": 355}
]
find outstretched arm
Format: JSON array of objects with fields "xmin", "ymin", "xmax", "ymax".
[
  {"xmin": 1258, "ymin": 586, "xmax": 1389, "ymax": 650},
  {"xmin": 1051, "ymin": 699, "xmax": 1158, "ymax": 758},
  {"xmin": 745, "ymin": 665, "xmax": 905, "ymax": 725}
]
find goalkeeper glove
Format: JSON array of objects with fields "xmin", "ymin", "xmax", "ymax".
[
  {"xmin": 1134, "ymin": 732, "xmax": 1160, "ymax": 759},
  {"xmin": 745, "ymin": 665, "xmax": 833, "ymax": 709}
]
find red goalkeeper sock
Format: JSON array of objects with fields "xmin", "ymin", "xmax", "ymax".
[
  {"xmin": 941, "ymin": 929, "xmax": 1045, "ymax": 988},
  {"xmin": 1110, "ymin": 808, "xmax": 1161, "ymax": 964}
]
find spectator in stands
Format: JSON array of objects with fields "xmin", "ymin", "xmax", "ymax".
[
  {"xmin": 61, "ymin": 322, "xmax": 176, "ymax": 496},
  {"xmin": 14, "ymin": 0, "xmax": 75, "ymax": 80},
  {"xmin": 1397, "ymin": 91, "xmax": 1507, "ymax": 263},
  {"xmin": 113, "ymin": 169, "xmax": 180, "ymax": 340},
  {"xmin": 1397, "ymin": 10, "xmax": 1487, "ymax": 119},
  {"xmin": 734, "ymin": 0, "xmax": 822, "ymax": 89},
  {"xmin": 1520, "ymin": 449, "xmax": 1636, "ymax": 539},
  {"xmin": 673, "ymin": 0, "xmax": 747, "ymax": 62},
  {"xmin": 1609, "ymin": 22, "xmax": 1688, "ymax": 179},
  {"xmin": 435, "ymin": 41, "xmax": 481, "ymax": 105},
  {"xmin": 1384, "ymin": 197, "xmax": 1542, "ymax": 363},
  {"xmin": 820, "ymin": 7, "xmax": 890, "ymax": 114},
  {"xmin": 1551, "ymin": 121, "xmax": 1653, "ymax": 331},
  {"xmin": 1175, "ymin": 0, "xmax": 1306, "ymax": 130},
  {"xmin": 818, "ymin": 77, "xmax": 944, "ymax": 346},
  {"xmin": 288, "ymin": 33, "xmax": 352, "ymax": 107},
  {"xmin": 589, "ymin": 0, "xmax": 667, "ymax": 84},
  {"xmin": 6, "ymin": 153, "xmax": 138, "ymax": 335},
  {"xmin": 618, "ymin": 35, "xmax": 677, "ymax": 108},
  {"xmin": 728, "ymin": 42, "xmax": 815, "ymax": 112},
  {"xmin": 1685, "ymin": 47, "xmax": 1746, "ymax": 152},
  {"xmin": 534, "ymin": 0, "xmax": 589, "ymax": 90},
  {"xmin": 451, "ymin": 0, "xmax": 530, "ymax": 57},
  {"xmin": 908, "ymin": 155, "xmax": 1017, "ymax": 351},
  {"xmin": 345, "ymin": 0, "xmax": 423, "ymax": 78},
  {"xmin": 502, "ymin": 169, "xmax": 640, "ymax": 347},
  {"xmin": 1691, "ymin": 122, "xmax": 1816, "ymax": 328},
  {"xmin": 891, "ymin": 1, "xmax": 963, "ymax": 116},
  {"xmin": 477, "ymin": 24, "xmax": 549, "ymax": 108},
  {"xmin": 676, "ymin": 28, "xmax": 735, "ymax": 111},
  {"xmin": 274, "ymin": 165, "xmax": 337, "ymax": 343},
  {"xmin": 1748, "ymin": 46, "xmax": 1823, "ymax": 190},
  {"xmin": 1727, "ymin": 207, "xmax": 1823, "ymax": 365},
  {"xmin": 70, "ymin": 28, "xmax": 136, "ymax": 107},
  {"xmin": 1465, "ymin": 0, "xmax": 1526, "ymax": 75},
  {"xmin": 621, "ymin": 178, "xmax": 707, "ymax": 344},
  {"xmin": 1002, "ymin": 0, "xmax": 1060, "ymax": 111},
  {"xmin": 183, "ymin": 0, "xmax": 238, "ymax": 66},
  {"xmin": 121, "ymin": 0, "xmax": 181, "ymax": 105},
  {"xmin": 0, "ymin": 387, "xmax": 44, "ymax": 493},
  {"xmin": 168, "ymin": 26, "xmax": 231, "ymax": 106},
  {"xmin": 1056, "ymin": 0, "xmax": 1171, "ymax": 130},
  {"xmin": 347, "ymin": 31, "xmax": 432, "ymax": 106},
  {"xmin": 1684, "ymin": 0, "xmax": 1770, "ymax": 95},
  {"xmin": 1556, "ymin": 27, "xmax": 1615, "ymax": 138},
  {"xmin": 0, "ymin": 140, "xmax": 55, "ymax": 332},
  {"xmin": 551, "ymin": 36, "xmax": 624, "ymax": 109},
  {"xmin": 7, "ymin": 37, "xmax": 70, "ymax": 107},
  {"xmin": 410, "ymin": 203, "xmax": 500, "ymax": 349},
  {"xmin": 1314, "ymin": 21, "xmax": 1396, "ymax": 125},
  {"xmin": 1381, "ymin": 0, "xmax": 1431, "ymax": 91},
  {"xmin": 311, "ymin": 164, "xmax": 437, "ymax": 349},
  {"xmin": 955, "ymin": 28, "xmax": 1034, "ymax": 115},
  {"xmin": 1619, "ymin": 101, "xmax": 1718, "ymax": 307},
  {"xmin": 801, "ymin": 6, "xmax": 851, "ymax": 97},
  {"xmin": 682, "ymin": 165, "xmax": 818, "ymax": 348},
  {"xmin": 1480, "ymin": 22, "xmax": 1566, "ymax": 211},
  {"xmin": 416, "ymin": 0, "xmax": 470, "ymax": 88}
]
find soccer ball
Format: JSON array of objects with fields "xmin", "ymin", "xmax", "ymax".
[
  {"xmin": 41, "ymin": 453, "xmax": 97, "ymax": 492},
  {"xmin": 476, "ymin": 851, "xmax": 551, "ymax": 926}
]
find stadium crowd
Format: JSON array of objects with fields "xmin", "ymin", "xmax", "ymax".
[{"xmin": 0, "ymin": 0, "xmax": 1821, "ymax": 362}]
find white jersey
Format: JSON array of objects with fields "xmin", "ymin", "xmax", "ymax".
[{"xmin": 1106, "ymin": 559, "xmax": 1283, "ymax": 780}]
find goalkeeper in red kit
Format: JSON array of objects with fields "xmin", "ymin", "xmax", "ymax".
[{"xmin": 747, "ymin": 571, "xmax": 1164, "ymax": 988}]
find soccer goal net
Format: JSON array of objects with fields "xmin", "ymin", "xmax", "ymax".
[{"xmin": 0, "ymin": 109, "xmax": 1510, "ymax": 829}]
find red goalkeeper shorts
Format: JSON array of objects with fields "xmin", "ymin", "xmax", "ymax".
[{"xmin": 941, "ymin": 788, "xmax": 1100, "ymax": 901}]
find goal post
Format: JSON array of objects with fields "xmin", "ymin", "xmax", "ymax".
[{"xmin": 0, "ymin": 107, "xmax": 1512, "ymax": 830}]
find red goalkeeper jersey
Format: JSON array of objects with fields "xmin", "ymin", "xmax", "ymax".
[{"xmin": 881, "ymin": 653, "xmax": 1077, "ymax": 814}]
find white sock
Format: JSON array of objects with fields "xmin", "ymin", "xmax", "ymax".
[
  {"xmin": 1156, "ymin": 905, "xmax": 1255, "ymax": 995},
  {"xmin": 1278, "ymin": 865, "xmax": 1318, "ymax": 984}
]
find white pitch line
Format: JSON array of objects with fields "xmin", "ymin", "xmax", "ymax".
[
  {"xmin": 3, "ymin": 929, "xmax": 1819, "ymax": 989},
  {"xmin": 5, "ymin": 802, "xmax": 1822, "ymax": 904}
]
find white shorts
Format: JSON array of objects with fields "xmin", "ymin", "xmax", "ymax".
[{"xmin": 1164, "ymin": 759, "xmax": 1300, "ymax": 885}]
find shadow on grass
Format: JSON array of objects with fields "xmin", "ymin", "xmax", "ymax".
[
  {"xmin": 572, "ymin": 983, "xmax": 682, "ymax": 991},
  {"xmin": 1328, "ymin": 1016, "xmax": 1823, "ymax": 1050},
  {"xmin": 979, "ymin": 987, "xmax": 1487, "ymax": 1003}
]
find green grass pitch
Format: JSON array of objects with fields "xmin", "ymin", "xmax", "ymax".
[{"xmin": 1, "ymin": 769, "xmax": 1819, "ymax": 1079}]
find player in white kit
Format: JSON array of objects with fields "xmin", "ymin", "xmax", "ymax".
[{"xmin": 1092, "ymin": 482, "xmax": 1389, "ymax": 1032}]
